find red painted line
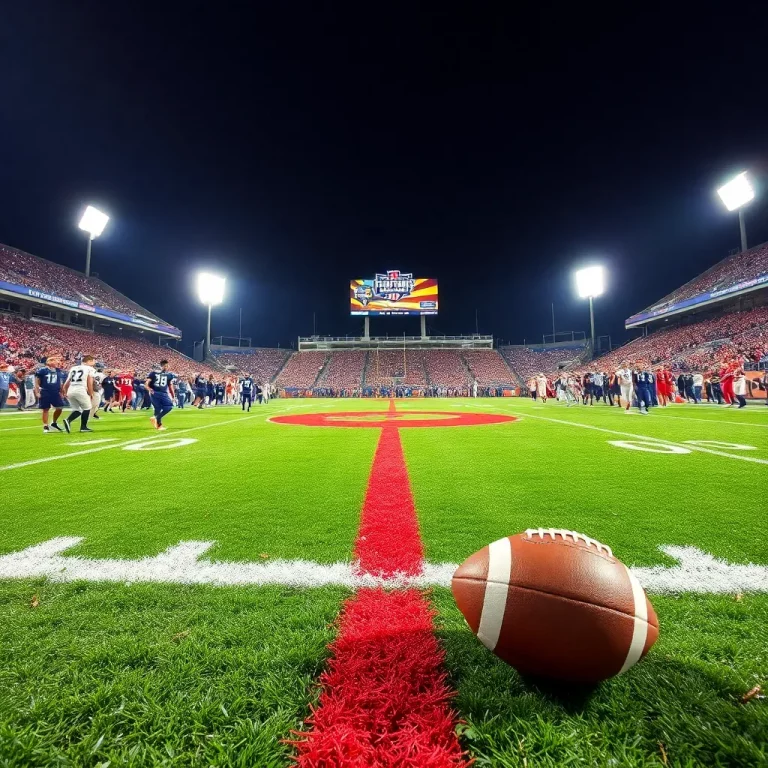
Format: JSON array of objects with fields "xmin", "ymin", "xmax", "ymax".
[
  {"xmin": 355, "ymin": 424, "xmax": 423, "ymax": 576},
  {"xmin": 294, "ymin": 401, "xmax": 469, "ymax": 767}
]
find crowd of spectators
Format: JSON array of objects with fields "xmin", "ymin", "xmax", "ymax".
[
  {"xmin": 317, "ymin": 351, "xmax": 367, "ymax": 389},
  {"xmin": 463, "ymin": 350, "xmax": 516, "ymax": 386},
  {"xmin": 276, "ymin": 351, "xmax": 329, "ymax": 388},
  {"xmin": 500, "ymin": 345, "xmax": 586, "ymax": 382},
  {"xmin": 365, "ymin": 350, "xmax": 428, "ymax": 386},
  {"xmin": 0, "ymin": 245, "xmax": 169, "ymax": 323},
  {"xmin": 422, "ymin": 351, "xmax": 470, "ymax": 388},
  {"xmin": 639, "ymin": 243, "xmax": 768, "ymax": 315},
  {"xmin": 589, "ymin": 306, "xmax": 768, "ymax": 374},
  {"xmin": 0, "ymin": 314, "xmax": 219, "ymax": 379},
  {"xmin": 211, "ymin": 348, "xmax": 291, "ymax": 381}
]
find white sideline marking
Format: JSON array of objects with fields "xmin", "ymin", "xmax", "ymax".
[
  {"xmin": 0, "ymin": 413, "xmax": 263, "ymax": 473},
  {"xmin": 581, "ymin": 409, "xmax": 768, "ymax": 429},
  {"xmin": 0, "ymin": 538, "xmax": 765, "ymax": 593},
  {"xmin": 0, "ymin": 425, "xmax": 42, "ymax": 432},
  {"xmin": 504, "ymin": 411, "xmax": 768, "ymax": 465}
]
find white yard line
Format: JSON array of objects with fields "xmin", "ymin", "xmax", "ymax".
[
  {"xmin": 0, "ymin": 538, "xmax": 765, "ymax": 593},
  {"xmin": 0, "ymin": 425, "xmax": 42, "ymax": 432},
  {"xmin": 504, "ymin": 410, "xmax": 768, "ymax": 465},
  {"xmin": 558, "ymin": 406, "xmax": 768, "ymax": 429},
  {"xmin": 0, "ymin": 413, "xmax": 265, "ymax": 473}
]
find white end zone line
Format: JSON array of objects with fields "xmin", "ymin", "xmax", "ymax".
[
  {"xmin": 502, "ymin": 410, "xmax": 768, "ymax": 465},
  {"xmin": 0, "ymin": 538, "xmax": 765, "ymax": 593}
]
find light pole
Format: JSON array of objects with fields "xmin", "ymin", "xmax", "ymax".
[
  {"xmin": 197, "ymin": 272, "xmax": 226, "ymax": 359},
  {"xmin": 77, "ymin": 205, "xmax": 110, "ymax": 277},
  {"xmin": 575, "ymin": 265, "xmax": 605, "ymax": 353},
  {"xmin": 717, "ymin": 171, "xmax": 755, "ymax": 253}
]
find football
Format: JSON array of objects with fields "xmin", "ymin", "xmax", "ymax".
[{"xmin": 451, "ymin": 529, "xmax": 659, "ymax": 683}]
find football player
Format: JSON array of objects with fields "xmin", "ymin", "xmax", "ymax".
[{"xmin": 146, "ymin": 360, "xmax": 175, "ymax": 430}]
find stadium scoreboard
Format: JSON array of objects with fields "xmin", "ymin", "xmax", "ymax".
[{"xmin": 350, "ymin": 271, "xmax": 438, "ymax": 316}]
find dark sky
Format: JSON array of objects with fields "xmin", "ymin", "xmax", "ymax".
[{"xmin": 3, "ymin": 4, "xmax": 768, "ymax": 353}]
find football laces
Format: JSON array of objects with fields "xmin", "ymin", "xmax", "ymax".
[{"xmin": 524, "ymin": 528, "xmax": 613, "ymax": 557}]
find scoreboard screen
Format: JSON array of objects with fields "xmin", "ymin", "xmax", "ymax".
[{"xmin": 350, "ymin": 272, "xmax": 438, "ymax": 316}]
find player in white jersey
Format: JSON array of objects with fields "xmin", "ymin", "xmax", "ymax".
[
  {"xmin": 62, "ymin": 355, "xmax": 96, "ymax": 433},
  {"xmin": 616, "ymin": 364, "xmax": 634, "ymax": 411},
  {"xmin": 91, "ymin": 366, "xmax": 105, "ymax": 420}
]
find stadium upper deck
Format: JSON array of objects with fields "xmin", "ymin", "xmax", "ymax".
[
  {"xmin": 625, "ymin": 241, "xmax": 768, "ymax": 327},
  {"xmin": 0, "ymin": 244, "xmax": 180, "ymax": 337}
]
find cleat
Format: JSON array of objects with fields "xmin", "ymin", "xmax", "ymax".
[
  {"xmin": 43, "ymin": 426, "xmax": 50, "ymax": 433},
  {"xmin": 157, "ymin": 425, "xmax": 167, "ymax": 431},
  {"xmin": 63, "ymin": 420, "xmax": 71, "ymax": 433},
  {"xmin": 92, "ymin": 414, "xmax": 100, "ymax": 420},
  {"xmin": 50, "ymin": 423, "xmax": 63, "ymax": 432},
  {"xmin": 80, "ymin": 427, "xmax": 94, "ymax": 433}
]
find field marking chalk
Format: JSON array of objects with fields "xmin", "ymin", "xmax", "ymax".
[
  {"xmin": 1, "ymin": 538, "xmax": 765, "ymax": 593},
  {"xmin": 503, "ymin": 410, "xmax": 768, "ymax": 465}
]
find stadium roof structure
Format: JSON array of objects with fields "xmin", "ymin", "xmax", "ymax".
[
  {"xmin": 625, "ymin": 241, "xmax": 768, "ymax": 328},
  {"xmin": 0, "ymin": 243, "xmax": 181, "ymax": 338}
]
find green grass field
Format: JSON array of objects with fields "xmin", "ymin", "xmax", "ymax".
[{"xmin": 0, "ymin": 397, "xmax": 766, "ymax": 766}]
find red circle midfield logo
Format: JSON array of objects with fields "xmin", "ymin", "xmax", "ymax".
[{"xmin": 269, "ymin": 411, "xmax": 518, "ymax": 428}]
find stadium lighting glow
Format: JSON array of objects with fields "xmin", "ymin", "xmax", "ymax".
[
  {"xmin": 197, "ymin": 273, "xmax": 226, "ymax": 306},
  {"xmin": 575, "ymin": 265, "xmax": 604, "ymax": 299},
  {"xmin": 78, "ymin": 205, "xmax": 110, "ymax": 238},
  {"xmin": 717, "ymin": 172, "xmax": 754, "ymax": 212}
]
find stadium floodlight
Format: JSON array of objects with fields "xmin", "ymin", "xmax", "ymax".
[
  {"xmin": 197, "ymin": 272, "xmax": 226, "ymax": 358},
  {"xmin": 575, "ymin": 265, "xmax": 605, "ymax": 351},
  {"xmin": 716, "ymin": 171, "xmax": 754, "ymax": 252},
  {"xmin": 78, "ymin": 205, "xmax": 110, "ymax": 277}
]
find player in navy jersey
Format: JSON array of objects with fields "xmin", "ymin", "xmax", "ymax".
[
  {"xmin": 240, "ymin": 374, "xmax": 255, "ymax": 411},
  {"xmin": 634, "ymin": 368, "xmax": 653, "ymax": 415},
  {"xmin": 192, "ymin": 373, "xmax": 207, "ymax": 408},
  {"xmin": 34, "ymin": 356, "xmax": 67, "ymax": 433},
  {"xmin": 146, "ymin": 359, "xmax": 176, "ymax": 430}
]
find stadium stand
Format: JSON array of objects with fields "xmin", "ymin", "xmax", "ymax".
[
  {"xmin": 317, "ymin": 350, "xmax": 367, "ymax": 389},
  {"xmin": 0, "ymin": 244, "xmax": 169, "ymax": 323},
  {"xmin": 0, "ymin": 314, "xmax": 219, "ymax": 379},
  {"xmin": 365, "ymin": 350, "xmax": 428, "ymax": 387},
  {"xmin": 211, "ymin": 348, "xmax": 291, "ymax": 382},
  {"xmin": 462, "ymin": 350, "xmax": 516, "ymax": 386},
  {"xmin": 629, "ymin": 242, "xmax": 768, "ymax": 320},
  {"xmin": 500, "ymin": 346, "xmax": 586, "ymax": 382},
  {"xmin": 590, "ymin": 306, "xmax": 768, "ymax": 373},
  {"xmin": 276, "ymin": 351, "xmax": 329, "ymax": 388},
  {"xmin": 423, "ymin": 351, "xmax": 470, "ymax": 387}
]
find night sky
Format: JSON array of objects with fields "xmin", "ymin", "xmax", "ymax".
[{"xmin": 3, "ymin": 4, "xmax": 768, "ymax": 353}]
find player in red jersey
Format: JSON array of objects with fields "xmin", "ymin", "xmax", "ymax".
[
  {"xmin": 719, "ymin": 362, "xmax": 735, "ymax": 406},
  {"xmin": 115, "ymin": 371, "xmax": 135, "ymax": 412},
  {"xmin": 655, "ymin": 368, "xmax": 668, "ymax": 407}
]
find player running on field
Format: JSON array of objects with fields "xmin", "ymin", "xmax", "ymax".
[
  {"xmin": 62, "ymin": 355, "xmax": 96, "ymax": 432},
  {"xmin": 146, "ymin": 359, "xmax": 175, "ymax": 430}
]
